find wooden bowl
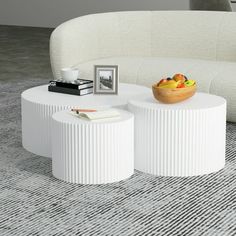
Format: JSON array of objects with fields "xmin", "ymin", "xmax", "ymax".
[{"xmin": 152, "ymin": 84, "xmax": 196, "ymax": 104}]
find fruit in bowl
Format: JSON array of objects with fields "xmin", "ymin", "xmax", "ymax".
[
  {"xmin": 172, "ymin": 74, "xmax": 186, "ymax": 83},
  {"xmin": 152, "ymin": 74, "xmax": 196, "ymax": 104}
]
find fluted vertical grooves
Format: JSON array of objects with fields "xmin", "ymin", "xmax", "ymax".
[
  {"xmin": 128, "ymin": 96, "xmax": 226, "ymax": 176},
  {"xmin": 52, "ymin": 111, "xmax": 134, "ymax": 184},
  {"xmin": 22, "ymin": 98, "xmax": 73, "ymax": 158},
  {"xmin": 21, "ymin": 84, "xmax": 149, "ymax": 158}
]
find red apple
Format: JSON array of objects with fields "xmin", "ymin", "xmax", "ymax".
[
  {"xmin": 177, "ymin": 83, "xmax": 186, "ymax": 88},
  {"xmin": 157, "ymin": 78, "xmax": 167, "ymax": 86},
  {"xmin": 173, "ymin": 74, "xmax": 186, "ymax": 83}
]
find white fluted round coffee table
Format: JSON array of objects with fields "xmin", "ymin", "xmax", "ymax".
[
  {"xmin": 21, "ymin": 83, "xmax": 150, "ymax": 158},
  {"xmin": 51, "ymin": 109, "xmax": 134, "ymax": 184},
  {"xmin": 128, "ymin": 93, "xmax": 226, "ymax": 176}
]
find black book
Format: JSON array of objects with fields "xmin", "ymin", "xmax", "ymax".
[
  {"xmin": 49, "ymin": 79, "xmax": 93, "ymax": 90},
  {"xmin": 48, "ymin": 85, "xmax": 93, "ymax": 96}
]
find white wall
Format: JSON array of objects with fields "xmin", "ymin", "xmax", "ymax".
[{"xmin": 0, "ymin": 0, "xmax": 189, "ymax": 28}]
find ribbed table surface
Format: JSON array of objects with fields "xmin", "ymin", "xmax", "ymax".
[
  {"xmin": 52, "ymin": 109, "xmax": 134, "ymax": 184},
  {"xmin": 128, "ymin": 92, "xmax": 226, "ymax": 176},
  {"xmin": 21, "ymin": 83, "xmax": 150, "ymax": 158}
]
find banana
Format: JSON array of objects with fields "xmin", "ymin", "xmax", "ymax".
[{"xmin": 158, "ymin": 80, "xmax": 180, "ymax": 88}]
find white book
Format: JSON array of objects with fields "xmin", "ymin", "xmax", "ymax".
[
  {"xmin": 77, "ymin": 109, "xmax": 121, "ymax": 121},
  {"xmin": 79, "ymin": 87, "xmax": 93, "ymax": 95}
]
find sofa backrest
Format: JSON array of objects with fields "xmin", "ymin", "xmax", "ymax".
[{"xmin": 50, "ymin": 11, "xmax": 236, "ymax": 79}]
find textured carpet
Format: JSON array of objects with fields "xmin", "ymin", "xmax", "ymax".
[
  {"xmin": 190, "ymin": 0, "xmax": 232, "ymax": 11},
  {"xmin": 0, "ymin": 81, "xmax": 236, "ymax": 236},
  {"xmin": 1, "ymin": 25, "xmax": 236, "ymax": 236}
]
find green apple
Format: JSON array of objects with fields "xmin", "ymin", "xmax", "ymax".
[{"xmin": 184, "ymin": 80, "xmax": 195, "ymax": 87}]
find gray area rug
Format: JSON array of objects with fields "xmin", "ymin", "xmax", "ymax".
[
  {"xmin": 0, "ymin": 78, "xmax": 236, "ymax": 236},
  {"xmin": 1, "ymin": 25, "xmax": 236, "ymax": 236},
  {"xmin": 190, "ymin": 0, "xmax": 232, "ymax": 11}
]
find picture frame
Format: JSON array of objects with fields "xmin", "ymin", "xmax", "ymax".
[{"xmin": 94, "ymin": 65, "xmax": 119, "ymax": 95}]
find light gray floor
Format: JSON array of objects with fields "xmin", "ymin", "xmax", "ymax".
[{"xmin": 1, "ymin": 25, "xmax": 236, "ymax": 236}]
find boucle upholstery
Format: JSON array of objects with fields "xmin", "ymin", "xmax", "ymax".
[{"xmin": 50, "ymin": 11, "xmax": 236, "ymax": 122}]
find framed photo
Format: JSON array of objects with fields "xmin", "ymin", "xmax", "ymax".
[{"xmin": 94, "ymin": 65, "xmax": 118, "ymax": 95}]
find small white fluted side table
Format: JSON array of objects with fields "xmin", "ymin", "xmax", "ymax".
[
  {"xmin": 128, "ymin": 93, "xmax": 226, "ymax": 176},
  {"xmin": 51, "ymin": 109, "xmax": 134, "ymax": 184},
  {"xmin": 21, "ymin": 83, "xmax": 149, "ymax": 158}
]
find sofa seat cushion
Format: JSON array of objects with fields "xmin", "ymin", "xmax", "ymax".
[{"xmin": 77, "ymin": 56, "xmax": 236, "ymax": 121}]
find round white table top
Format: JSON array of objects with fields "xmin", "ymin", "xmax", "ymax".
[
  {"xmin": 52, "ymin": 109, "xmax": 133, "ymax": 125},
  {"xmin": 128, "ymin": 92, "xmax": 226, "ymax": 110},
  {"xmin": 22, "ymin": 83, "xmax": 150, "ymax": 108}
]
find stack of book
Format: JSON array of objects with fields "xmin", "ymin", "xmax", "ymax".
[{"xmin": 48, "ymin": 79, "xmax": 93, "ymax": 96}]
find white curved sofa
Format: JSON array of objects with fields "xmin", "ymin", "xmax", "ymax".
[{"xmin": 50, "ymin": 11, "xmax": 236, "ymax": 122}]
